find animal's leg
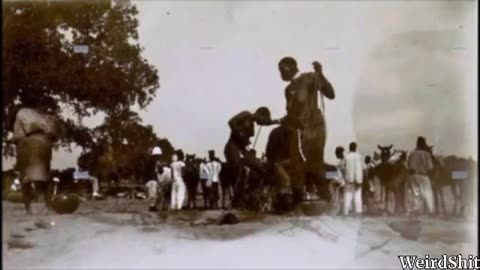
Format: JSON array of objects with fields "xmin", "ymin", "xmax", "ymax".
[
  {"xmin": 434, "ymin": 186, "xmax": 441, "ymax": 216},
  {"xmin": 387, "ymin": 191, "xmax": 394, "ymax": 215},
  {"xmin": 432, "ymin": 185, "xmax": 439, "ymax": 215},
  {"xmin": 384, "ymin": 190, "xmax": 389, "ymax": 215},
  {"xmin": 435, "ymin": 187, "xmax": 447, "ymax": 215},
  {"xmin": 228, "ymin": 185, "xmax": 233, "ymax": 207},
  {"xmin": 229, "ymin": 185, "xmax": 235, "ymax": 208},
  {"xmin": 393, "ymin": 189, "xmax": 398, "ymax": 215},
  {"xmin": 380, "ymin": 184, "xmax": 384, "ymax": 203},
  {"xmin": 451, "ymin": 184, "xmax": 458, "ymax": 216},
  {"xmin": 399, "ymin": 181, "xmax": 407, "ymax": 215},
  {"xmin": 221, "ymin": 186, "xmax": 226, "ymax": 209},
  {"xmin": 190, "ymin": 186, "xmax": 195, "ymax": 209},
  {"xmin": 395, "ymin": 190, "xmax": 402, "ymax": 215},
  {"xmin": 202, "ymin": 183, "xmax": 208, "ymax": 209},
  {"xmin": 193, "ymin": 183, "xmax": 197, "ymax": 209}
]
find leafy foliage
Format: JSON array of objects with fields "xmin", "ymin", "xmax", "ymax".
[
  {"xmin": 77, "ymin": 109, "xmax": 175, "ymax": 182},
  {"xmin": 2, "ymin": 0, "xmax": 159, "ymax": 157}
]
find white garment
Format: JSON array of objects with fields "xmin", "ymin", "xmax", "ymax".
[
  {"xmin": 207, "ymin": 160, "xmax": 222, "ymax": 183},
  {"xmin": 364, "ymin": 163, "xmax": 376, "ymax": 192},
  {"xmin": 388, "ymin": 152, "xmax": 403, "ymax": 163},
  {"xmin": 408, "ymin": 174, "xmax": 435, "ymax": 214},
  {"xmin": 171, "ymin": 181, "xmax": 186, "ymax": 210},
  {"xmin": 336, "ymin": 158, "xmax": 346, "ymax": 185},
  {"xmin": 11, "ymin": 178, "xmax": 21, "ymax": 191},
  {"xmin": 73, "ymin": 167, "xmax": 91, "ymax": 180},
  {"xmin": 345, "ymin": 152, "xmax": 364, "ymax": 184},
  {"xmin": 343, "ymin": 183, "xmax": 363, "ymax": 215},
  {"xmin": 158, "ymin": 167, "xmax": 172, "ymax": 183},
  {"xmin": 170, "ymin": 161, "xmax": 185, "ymax": 182},
  {"xmin": 170, "ymin": 161, "xmax": 186, "ymax": 210},
  {"xmin": 145, "ymin": 180, "xmax": 159, "ymax": 199},
  {"xmin": 90, "ymin": 176, "xmax": 100, "ymax": 195},
  {"xmin": 199, "ymin": 163, "xmax": 210, "ymax": 180},
  {"xmin": 13, "ymin": 108, "xmax": 60, "ymax": 141}
]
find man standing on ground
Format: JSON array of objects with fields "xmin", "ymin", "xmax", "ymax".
[
  {"xmin": 170, "ymin": 150, "xmax": 187, "ymax": 210},
  {"xmin": 332, "ymin": 146, "xmax": 346, "ymax": 214},
  {"xmin": 145, "ymin": 146, "xmax": 163, "ymax": 211},
  {"xmin": 207, "ymin": 150, "xmax": 222, "ymax": 209},
  {"xmin": 407, "ymin": 136, "xmax": 435, "ymax": 216},
  {"xmin": 276, "ymin": 57, "xmax": 335, "ymax": 203},
  {"xmin": 11, "ymin": 98, "xmax": 63, "ymax": 215},
  {"xmin": 199, "ymin": 158, "xmax": 211, "ymax": 209},
  {"xmin": 343, "ymin": 142, "xmax": 364, "ymax": 216},
  {"xmin": 362, "ymin": 155, "xmax": 376, "ymax": 214}
]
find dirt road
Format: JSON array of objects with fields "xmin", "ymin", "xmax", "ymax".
[{"xmin": 2, "ymin": 199, "xmax": 477, "ymax": 269}]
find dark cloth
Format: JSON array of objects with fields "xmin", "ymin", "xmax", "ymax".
[
  {"xmin": 394, "ymin": 182, "xmax": 406, "ymax": 214},
  {"xmin": 266, "ymin": 125, "xmax": 292, "ymax": 164},
  {"xmin": 308, "ymin": 173, "xmax": 331, "ymax": 202},
  {"xmin": 22, "ymin": 181, "xmax": 53, "ymax": 212},
  {"xmin": 209, "ymin": 182, "xmax": 219, "ymax": 207},
  {"xmin": 16, "ymin": 134, "xmax": 53, "ymax": 183},
  {"xmin": 224, "ymin": 135, "xmax": 266, "ymax": 183},
  {"xmin": 143, "ymin": 157, "xmax": 160, "ymax": 183},
  {"xmin": 224, "ymin": 136, "xmax": 244, "ymax": 183},
  {"xmin": 266, "ymin": 125, "xmax": 306, "ymax": 192},
  {"xmin": 201, "ymin": 181, "xmax": 210, "ymax": 207},
  {"xmin": 228, "ymin": 111, "xmax": 255, "ymax": 148},
  {"xmin": 284, "ymin": 72, "xmax": 331, "ymax": 177}
]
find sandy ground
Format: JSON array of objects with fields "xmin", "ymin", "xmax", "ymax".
[{"xmin": 2, "ymin": 199, "xmax": 478, "ymax": 270}]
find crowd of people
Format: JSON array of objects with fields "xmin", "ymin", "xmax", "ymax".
[
  {"xmin": 6, "ymin": 55, "xmax": 474, "ymax": 217},
  {"xmin": 144, "ymin": 147, "xmax": 223, "ymax": 211},
  {"xmin": 330, "ymin": 136, "xmax": 474, "ymax": 218}
]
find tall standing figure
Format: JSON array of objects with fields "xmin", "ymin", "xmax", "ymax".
[
  {"xmin": 407, "ymin": 137, "xmax": 435, "ymax": 216},
  {"xmin": 12, "ymin": 101, "xmax": 62, "ymax": 215},
  {"xmin": 277, "ymin": 57, "xmax": 335, "ymax": 202},
  {"xmin": 207, "ymin": 150, "xmax": 222, "ymax": 209},
  {"xmin": 170, "ymin": 150, "xmax": 186, "ymax": 210},
  {"xmin": 343, "ymin": 142, "xmax": 364, "ymax": 216}
]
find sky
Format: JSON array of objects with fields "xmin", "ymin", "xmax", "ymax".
[{"xmin": 2, "ymin": 0, "xmax": 478, "ymax": 170}]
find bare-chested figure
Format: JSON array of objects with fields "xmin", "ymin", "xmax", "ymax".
[{"xmin": 277, "ymin": 56, "xmax": 335, "ymax": 202}]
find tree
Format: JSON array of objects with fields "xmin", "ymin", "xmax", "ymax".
[
  {"xmin": 77, "ymin": 109, "xmax": 175, "ymax": 183},
  {"xmin": 2, "ymin": 0, "xmax": 159, "ymax": 157}
]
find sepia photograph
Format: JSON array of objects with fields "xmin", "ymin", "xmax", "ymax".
[{"xmin": 2, "ymin": 0, "xmax": 478, "ymax": 269}]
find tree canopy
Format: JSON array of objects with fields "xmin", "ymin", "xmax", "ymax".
[
  {"xmin": 2, "ymin": 0, "xmax": 159, "ymax": 157},
  {"xmin": 77, "ymin": 109, "xmax": 175, "ymax": 181}
]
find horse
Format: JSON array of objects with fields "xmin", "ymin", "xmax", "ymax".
[
  {"xmin": 423, "ymin": 146, "xmax": 455, "ymax": 216},
  {"xmin": 184, "ymin": 154, "xmax": 200, "ymax": 209},
  {"xmin": 441, "ymin": 154, "xmax": 471, "ymax": 216},
  {"xmin": 373, "ymin": 145, "xmax": 408, "ymax": 215}
]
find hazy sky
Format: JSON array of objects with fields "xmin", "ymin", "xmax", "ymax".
[{"xmin": 3, "ymin": 0, "xmax": 477, "ymax": 170}]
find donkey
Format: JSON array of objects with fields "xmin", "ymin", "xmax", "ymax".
[
  {"xmin": 440, "ymin": 154, "xmax": 468, "ymax": 216},
  {"xmin": 373, "ymin": 145, "xmax": 408, "ymax": 215}
]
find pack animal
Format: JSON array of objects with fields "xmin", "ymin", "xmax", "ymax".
[
  {"xmin": 438, "ymin": 153, "xmax": 469, "ymax": 216},
  {"xmin": 373, "ymin": 145, "xmax": 408, "ymax": 215}
]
